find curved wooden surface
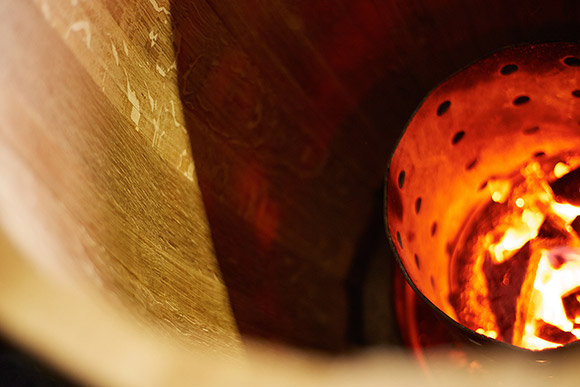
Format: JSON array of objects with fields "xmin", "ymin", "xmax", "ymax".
[
  {"xmin": 1, "ymin": 0, "xmax": 580, "ymax": 384},
  {"xmin": 3, "ymin": 230, "xmax": 580, "ymax": 386},
  {"xmin": 0, "ymin": 0, "xmax": 239, "ymax": 353}
]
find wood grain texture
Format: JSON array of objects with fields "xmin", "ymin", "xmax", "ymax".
[
  {"xmin": 170, "ymin": 0, "xmax": 395, "ymax": 350},
  {"xmin": 3, "ymin": 0, "xmax": 580, "ymax": 362},
  {"xmin": 170, "ymin": 0, "xmax": 580, "ymax": 350},
  {"xmin": 4, "ymin": 226, "xmax": 580, "ymax": 387},
  {"xmin": 0, "ymin": 0, "xmax": 240, "ymax": 352}
]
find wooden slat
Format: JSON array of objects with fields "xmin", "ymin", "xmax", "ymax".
[
  {"xmin": 171, "ymin": 1, "xmax": 367, "ymax": 349},
  {"xmin": 170, "ymin": 0, "xmax": 580, "ymax": 350},
  {"xmin": 32, "ymin": 0, "xmax": 193, "ymax": 177},
  {"xmin": 0, "ymin": 0, "xmax": 240, "ymax": 351}
]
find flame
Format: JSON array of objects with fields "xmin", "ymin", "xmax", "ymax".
[
  {"xmin": 554, "ymin": 162, "xmax": 570, "ymax": 178},
  {"xmin": 521, "ymin": 248, "xmax": 580, "ymax": 350},
  {"xmin": 488, "ymin": 179, "xmax": 511, "ymax": 203},
  {"xmin": 550, "ymin": 202, "xmax": 580, "ymax": 223},
  {"xmin": 452, "ymin": 157, "xmax": 580, "ymax": 350},
  {"xmin": 476, "ymin": 328, "xmax": 498, "ymax": 339},
  {"xmin": 489, "ymin": 209, "xmax": 544, "ymax": 264}
]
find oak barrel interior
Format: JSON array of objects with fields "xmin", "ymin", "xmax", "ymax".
[{"xmin": 1, "ymin": 0, "xmax": 580, "ymax": 384}]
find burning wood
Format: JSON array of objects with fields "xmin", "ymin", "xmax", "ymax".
[{"xmin": 450, "ymin": 156, "xmax": 580, "ymax": 350}]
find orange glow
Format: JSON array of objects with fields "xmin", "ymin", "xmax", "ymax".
[
  {"xmin": 488, "ymin": 179, "xmax": 511, "ymax": 203},
  {"xmin": 521, "ymin": 248, "xmax": 580, "ymax": 350},
  {"xmin": 489, "ymin": 209, "xmax": 544, "ymax": 264},
  {"xmin": 554, "ymin": 162, "xmax": 570, "ymax": 178},
  {"xmin": 476, "ymin": 328, "xmax": 498, "ymax": 339},
  {"xmin": 451, "ymin": 156, "xmax": 580, "ymax": 350},
  {"xmin": 550, "ymin": 202, "xmax": 580, "ymax": 223}
]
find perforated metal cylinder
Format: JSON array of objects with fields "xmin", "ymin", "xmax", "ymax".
[{"xmin": 386, "ymin": 43, "xmax": 580, "ymax": 349}]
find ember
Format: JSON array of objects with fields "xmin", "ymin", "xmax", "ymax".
[
  {"xmin": 450, "ymin": 155, "xmax": 580, "ymax": 350},
  {"xmin": 386, "ymin": 43, "xmax": 580, "ymax": 354}
]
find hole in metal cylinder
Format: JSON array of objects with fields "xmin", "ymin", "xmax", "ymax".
[
  {"xmin": 564, "ymin": 56, "xmax": 580, "ymax": 66},
  {"xmin": 500, "ymin": 64, "xmax": 518, "ymax": 75},
  {"xmin": 437, "ymin": 100, "xmax": 451, "ymax": 116},
  {"xmin": 513, "ymin": 95, "xmax": 530, "ymax": 105},
  {"xmin": 386, "ymin": 43, "xmax": 580, "ymax": 352}
]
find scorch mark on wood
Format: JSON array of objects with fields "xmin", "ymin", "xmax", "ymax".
[
  {"xmin": 111, "ymin": 42, "xmax": 119, "ymax": 66},
  {"xmin": 152, "ymin": 114, "xmax": 166, "ymax": 148},
  {"xmin": 146, "ymin": 87, "xmax": 156, "ymax": 111},
  {"xmin": 66, "ymin": 21, "xmax": 91, "ymax": 48},
  {"xmin": 149, "ymin": 30, "xmax": 159, "ymax": 47},
  {"xmin": 156, "ymin": 64, "xmax": 167, "ymax": 77},
  {"xmin": 125, "ymin": 72, "xmax": 141, "ymax": 130},
  {"xmin": 155, "ymin": 61, "xmax": 176, "ymax": 78},
  {"xmin": 186, "ymin": 162, "xmax": 194, "ymax": 181},
  {"xmin": 101, "ymin": 71, "xmax": 107, "ymax": 92},
  {"xmin": 148, "ymin": 0, "xmax": 170, "ymax": 15},
  {"xmin": 177, "ymin": 150, "xmax": 195, "ymax": 181},
  {"xmin": 178, "ymin": 149, "xmax": 187, "ymax": 170},
  {"xmin": 170, "ymin": 100, "xmax": 181, "ymax": 127}
]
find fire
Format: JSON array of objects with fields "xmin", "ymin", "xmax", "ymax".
[
  {"xmin": 522, "ymin": 247, "xmax": 580, "ymax": 350},
  {"xmin": 488, "ymin": 179, "xmax": 511, "ymax": 203},
  {"xmin": 488, "ymin": 208, "xmax": 544, "ymax": 264},
  {"xmin": 554, "ymin": 162, "xmax": 571, "ymax": 178},
  {"xmin": 450, "ymin": 156, "xmax": 580, "ymax": 350}
]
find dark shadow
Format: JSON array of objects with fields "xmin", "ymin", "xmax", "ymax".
[
  {"xmin": 170, "ymin": 0, "xmax": 580, "ymax": 352},
  {"xmin": 0, "ymin": 334, "xmax": 77, "ymax": 387}
]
